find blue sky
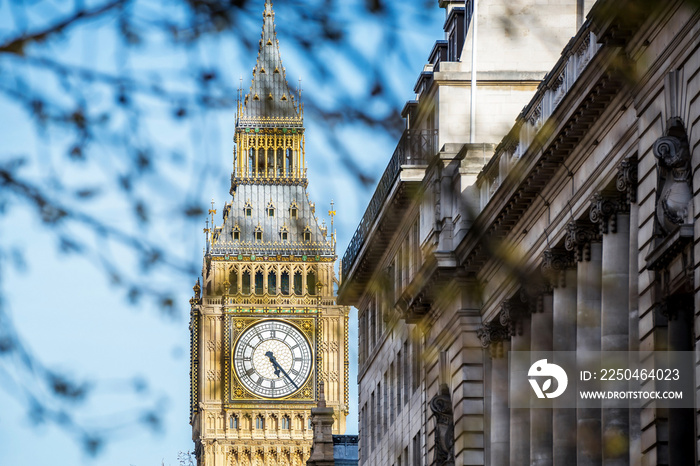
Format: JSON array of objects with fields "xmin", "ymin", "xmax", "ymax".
[{"xmin": 0, "ymin": 2, "xmax": 444, "ymax": 464}]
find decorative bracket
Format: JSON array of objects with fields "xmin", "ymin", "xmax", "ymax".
[
  {"xmin": 564, "ymin": 220, "xmax": 600, "ymax": 262},
  {"xmin": 541, "ymin": 248, "xmax": 576, "ymax": 288},
  {"xmin": 590, "ymin": 191, "xmax": 628, "ymax": 234}
]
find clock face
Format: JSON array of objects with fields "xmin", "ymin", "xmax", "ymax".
[{"xmin": 233, "ymin": 320, "xmax": 313, "ymax": 399}]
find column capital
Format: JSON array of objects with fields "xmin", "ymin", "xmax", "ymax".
[
  {"xmin": 589, "ymin": 191, "xmax": 628, "ymax": 234},
  {"xmin": 499, "ymin": 297, "xmax": 530, "ymax": 336},
  {"xmin": 477, "ymin": 320, "xmax": 510, "ymax": 357},
  {"xmin": 541, "ymin": 248, "xmax": 576, "ymax": 288},
  {"xmin": 616, "ymin": 157, "xmax": 638, "ymax": 204},
  {"xmin": 564, "ymin": 220, "xmax": 600, "ymax": 261}
]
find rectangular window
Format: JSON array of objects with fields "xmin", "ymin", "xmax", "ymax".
[
  {"xmin": 369, "ymin": 300, "xmax": 376, "ymax": 350},
  {"xmin": 383, "ymin": 372, "xmax": 388, "ymax": 431},
  {"xmin": 404, "ymin": 340, "xmax": 410, "ymax": 404},
  {"xmin": 412, "ymin": 329, "xmax": 420, "ymax": 393},
  {"xmin": 413, "ymin": 432, "xmax": 421, "ymax": 466},
  {"xmin": 377, "ymin": 382, "xmax": 382, "ymax": 440},
  {"xmin": 397, "ymin": 350, "xmax": 402, "ymax": 414},
  {"xmin": 370, "ymin": 392, "xmax": 375, "ymax": 451},
  {"xmin": 390, "ymin": 362, "xmax": 395, "ymax": 425}
]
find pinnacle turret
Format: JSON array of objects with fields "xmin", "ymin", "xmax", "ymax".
[{"xmin": 239, "ymin": 0, "xmax": 301, "ymax": 126}]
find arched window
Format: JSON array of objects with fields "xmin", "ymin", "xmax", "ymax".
[
  {"xmin": 303, "ymin": 227, "xmax": 311, "ymax": 242},
  {"xmin": 281, "ymin": 272, "xmax": 290, "ymax": 296},
  {"xmin": 281, "ymin": 416, "xmax": 290, "ymax": 429},
  {"xmin": 307, "ymin": 271, "xmax": 317, "ymax": 295},
  {"xmin": 255, "ymin": 271, "xmax": 263, "ymax": 295},
  {"xmin": 256, "ymin": 415, "xmax": 265, "ymax": 430},
  {"xmin": 254, "ymin": 226, "xmax": 263, "ymax": 241},
  {"xmin": 232, "ymin": 226, "xmax": 240, "ymax": 240},
  {"xmin": 267, "ymin": 148, "xmax": 274, "ymax": 176},
  {"xmin": 242, "ymin": 271, "xmax": 251, "ymax": 295},
  {"xmin": 268, "ymin": 273, "xmax": 277, "ymax": 294},
  {"xmin": 230, "ymin": 414, "xmax": 238, "ymax": 429},
  {"xmin": 286, "ymin": 148, "xmax": 293, "ymax": 175},
  {"xmin": 293, "ymin": 271, "xmax": 302, "ymax": 295},
  {"xmin": 256, "ymin": 148, "xmax": 265, "ymax": 175},
  {"xmin": 248, "ymin": 148, "xmax": 255, "ymax": 176},
  {"xmin": 276, "ymin": 148, "xmax": 284, "ymax": 175},
  {"xmin": 229, "ymin": 269, "xmax": 238, "ymax": 294}
]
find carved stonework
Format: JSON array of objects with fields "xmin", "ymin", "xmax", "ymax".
[
  {"xmin": 654, "ymin": 117, "xmax": 692, "ymax": 235},
  {"xmin": 499, "ymin": 298, "xmax": 530, "ymax": 336},
  {"xmin": 590, "ymin": 191, "xmax": 628, "ymax": 234},
  {"xmin": 617, "ymin": 158, "xmax": 638, "ymax": 204},
  {"xmin": 564, "ymin": 220, "xmax": 599, "ymax": 262},
  {"xmin": 541, "ymin": 248, "xmax": 576, "ymax": 288},
  {"xmin": 476, "ymin": 320, "xmax": 510, "ymax": 357},
  {"xmin": 430, "ymin": 383, "xmax": 455, "ymax": 466}
]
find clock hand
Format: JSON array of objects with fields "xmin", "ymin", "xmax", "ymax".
[
  {"xmin": 264, "ymin": 351, "xmax": 299, "ymax": 390},
  {"xmin": 264, "ymin": 351, "xmax": 281, "ymax": 377}
]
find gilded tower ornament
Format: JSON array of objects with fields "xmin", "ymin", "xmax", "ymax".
[{"xmin": 190, "ymin": 2, "xmax": 348, "ymax": 465}]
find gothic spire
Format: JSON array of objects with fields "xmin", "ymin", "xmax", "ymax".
[{"xmin": 239, "ymin": 0, "xmax": 301, "ymax": 126}]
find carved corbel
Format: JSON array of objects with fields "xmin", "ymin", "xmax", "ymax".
[
  {"xmin": 541, "ymin": 248, "xmax": 576, "ymax": 288},
  {"xmin": 616, "ymin": 157, "xmax": 638, "ymax": 204},
  {"xmin": 590, "ymin": 191, "xmax": 628, "ymax": 234},
  {"xmin": 499, "ymin": 298, "xmax": 530, "ymax": 336},
  {"xmin": 477, "ymin": 320, "xmax": 510, "ymax": 358},
  {"xmin": 653, "ymin": 117, "xmax": 692, "ymax": 235},
  {"xmin": 564, "ymin": 220, "xmax": 600, "ymax": 262}
]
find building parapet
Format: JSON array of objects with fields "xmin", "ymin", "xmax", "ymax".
[
  {"xmin": 340, "ymin": 128, "xmax": 438, "ymax": 281},
  {"xmin": 476, "ymin": 26, "xmax": 601, "ymax": 208}
]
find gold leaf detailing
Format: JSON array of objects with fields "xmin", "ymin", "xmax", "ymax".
[
  {"xmin": 266, "ymin": 39, "xmax": 272, "ymax": 45},
  {"xmin": 281, "ymin": 94, "xmax": 287, "ymax": 101},
  {"xmin": 253, "ymin": 94, "xmax": 259, "ymax": 101}
]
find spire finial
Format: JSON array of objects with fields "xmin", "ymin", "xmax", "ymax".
[{"xmin": 328, "ymin": 200, "xmax": 336, "ymax": 251}]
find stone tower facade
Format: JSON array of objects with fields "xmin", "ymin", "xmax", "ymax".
[{"xmin": 189, "ymin": 2, "xmax": 348, "ymax": 464}]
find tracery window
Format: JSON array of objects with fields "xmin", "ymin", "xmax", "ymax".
[
  {"xmin": 293, "ymin": 271, "xmax": 302, "ymax": 295},
  {"xmin": 255, "ymin": 271, "xmax": 264, "ymax": 294},
  {"xmin": 242, "ymin": 271, "xmax": 251, "ymax": 295},
  {"xmin": 268, "ymin": 272, "xmax": 277, "ymax": 294},
  {"xmin": 307, "ymin": 271, "xmax": 317, "ymax": 295}
]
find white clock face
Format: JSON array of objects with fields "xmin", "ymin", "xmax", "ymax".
[{"xmin": 233, "ymin": 320, "xmax": 313, "ymax": 398}]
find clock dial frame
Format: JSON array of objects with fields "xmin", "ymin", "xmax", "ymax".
[{"xmin": 232, "ymin": 320, "xmax": 313, "ymax": 399}]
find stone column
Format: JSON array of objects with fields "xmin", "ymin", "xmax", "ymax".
[
  {"xmin": 500, "ymin": 298, "xmax": 531, "ymax": 465},
  {"xmin": 477, "ymin": 320, "xmax": 510, "ymax": 465},
  {"xmin": 543, "ymin": 248, "xmax": 577, "ymax": 465},
  {"xmin": 591, "ymin": 192, "xmax": 631, "ymax": 466},
  {"xmin": 617, "ymin": 157, "xmax": 641, "ymax": 466},
  {"xmin": 663, "ymin": 295, "xmax": 695, "ymax": 466},
  {"xmin": 529, "ymin": 286, "xmax": 553, "ymax": 466},
  {"xmin": 566, "ymin": 220, "xmax": 602, "ymax": 466}
]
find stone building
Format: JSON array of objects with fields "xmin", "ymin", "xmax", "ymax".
[
  {"xmin": 188, "ymin": 2, "xmax": 348, "ymax": 464},
  {"xmin": 338, "ymin": 0, "xmax": 700, "ymax": 464}
]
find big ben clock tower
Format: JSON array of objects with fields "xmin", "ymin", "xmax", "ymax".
[{"xmin": 188, "ymin": 1, "xmax": 349, "ymax": 464}]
